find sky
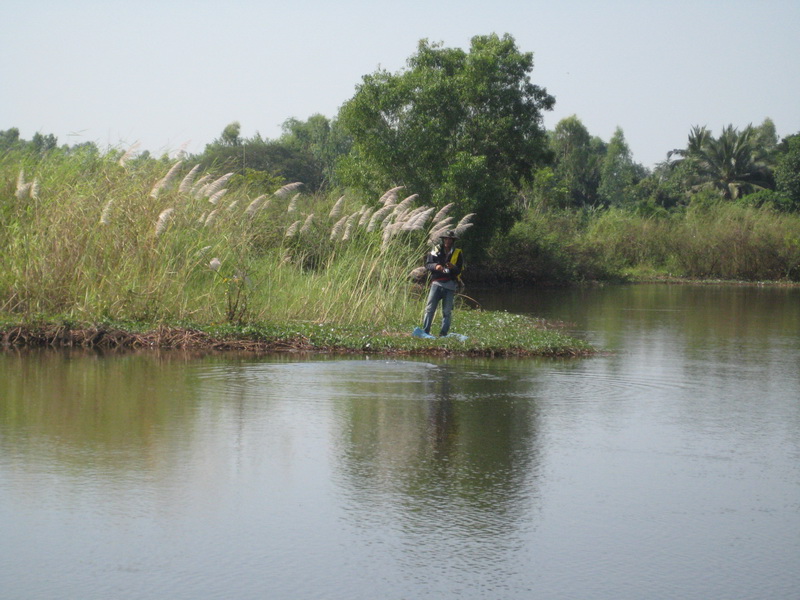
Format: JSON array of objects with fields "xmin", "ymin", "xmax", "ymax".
[{"xmin": 3, "ymin": 0, "xmax": 799, "ymax": 169}]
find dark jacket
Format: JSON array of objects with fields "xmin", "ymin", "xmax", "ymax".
[{"xmin": 425, "ymin": 244, "xmax": 464, "ymax": 285}]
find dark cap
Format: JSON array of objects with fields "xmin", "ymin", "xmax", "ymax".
[{"xmin": 440, "ymin": 230, "xmax": 458, "ymax": 240}]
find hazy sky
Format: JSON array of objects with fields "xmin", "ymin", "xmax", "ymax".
[{"xmin": 3, "ymin": 0, "xmax": 799, "ymax": 169}]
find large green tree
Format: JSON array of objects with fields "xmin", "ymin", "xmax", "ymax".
[
  {"xmin": 336, "ymin": 33, "xmax": 555, "ymax": 250},
  {"xmin": 549, "ymin": 116, "xmax": 605, "ymax": 207},
  {"xmin": 279, "ymin": 114, "xmax": 352, "ymax": 189},
  {"xmin": 598, "ymin": 127, "xmax": 645, "ymax": 206}
]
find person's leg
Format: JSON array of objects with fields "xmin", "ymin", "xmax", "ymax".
[
  {"xmin": 422, "ymin": 285, "xmax": 443, "ymax": 334},
  {"xmin": 439, "ymin": 288, "xmax": 455, "ymax": 336}
]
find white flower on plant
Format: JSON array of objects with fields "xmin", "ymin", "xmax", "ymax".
[{"xmin": 209, "ymin": 257, "xmax": 221, "ymax": 271}]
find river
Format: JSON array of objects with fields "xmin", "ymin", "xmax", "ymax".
[{"xmin": 1, "ymin": 284, "xmax": 798, "ymax": 599}]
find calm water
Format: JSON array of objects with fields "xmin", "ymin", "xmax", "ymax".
[{"xmin": 1, "ymin": 284, "xmax": 799, "ymax": 599}]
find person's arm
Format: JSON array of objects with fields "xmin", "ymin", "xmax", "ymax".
[{"xmin": 425, "ymin": 250, "xmax": 444, "ymax": 273}]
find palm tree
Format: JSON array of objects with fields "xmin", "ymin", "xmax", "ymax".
[
  {"xmin": 694, "ymin": 125, "xmax": 773, "ymax": 199},
  {"xmin": 666, "ymin": 125, "xmax": 710, "ymax": 163},
  {"xmin": 670, "ymin": 125, "xmax": 773, "ymax": 200}
]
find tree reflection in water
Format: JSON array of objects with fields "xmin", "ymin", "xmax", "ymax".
[{"xmin": 332, "ymin": 360, "xmax": 545, "ymax": 578}]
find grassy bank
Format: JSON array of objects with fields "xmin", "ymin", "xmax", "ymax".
[
  {"xmin": 0, "ymin": 311, "xmax": 593, "ymax": 357},
  {"xmin": 0, "ymin": 149, "xmax": 593, "ymax": 357}
]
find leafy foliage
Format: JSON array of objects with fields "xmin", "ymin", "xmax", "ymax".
[
  {"xmin": 336, "ymin": 33, "xmax": 555, "ymax": 253},
  {"xmin": 198, "ymin": 124, "xmax": 325, "ymax": 190},
  {"xmin": 279, "ymin": 114, "xmax": 352, "ymax": 190},
  {"xmin": 548, "ymin": 116, "xmax": 605, "ymax": 207},
  {"xmin": 775, "ymin": 134, "xmax": 800, "ymax": 209},
  {"xmin": 669, "ymin": 124, "xmax": 773, "ymax": 200},
  {"xmin": 598, "ymin": 127, "xmax": 645, "ymax": 206}
]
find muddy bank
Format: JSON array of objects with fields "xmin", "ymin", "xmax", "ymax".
[
  {"xmin": 0, "ymin": 322, "xmax": 594, "ymax": 358},
  {"xmin": 0, "ymin": 324, "xmax": 317, "ymax": 353}
]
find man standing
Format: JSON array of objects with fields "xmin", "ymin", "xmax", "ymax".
[{"xmin": 422, "ymin": 230, "xmax": 464, "ymax": 337}]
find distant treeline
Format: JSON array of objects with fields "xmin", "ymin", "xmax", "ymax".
[{"xmin": 3, "ymin": 33, "xmax": 800, "ymax": 283}]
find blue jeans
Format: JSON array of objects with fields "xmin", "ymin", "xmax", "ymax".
[{"xmin": 423, "ymin": 284, "xmax": 455, "ymax": 336}]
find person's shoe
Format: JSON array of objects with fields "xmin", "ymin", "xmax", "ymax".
[{"xmin": 412, "ymin": 327, "xmax": 435, "ymax": 339}]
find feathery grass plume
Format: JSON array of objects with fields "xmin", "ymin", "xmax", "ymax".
[
  {"xmin": 382, "ymin": 222, "xmax": 399, "ymax": 247},
  {"xmin": 15, "ymin": 170, "xmax": 31, "ymax": 200},
  {"xmin": 398, "ymin": 205, "xmax": 427, "ymax": 227},
  {"xmin": 99, "ymin": 199, "xmax": 114, "ymax": 225},
  {"xmin": 200, "ymin": 173, "xmax": 233, "ymax": 199},
  {"xmin": 329, "ymin": 195, "xmax": 345, "ymax": 219},
  {"xmin": 244, "ymin": 194, "xmax": 267, "ymax": 217},
  {"xmin": 196, "ymin": 245, "xmax": 212, "ymax": 256},
  {"xmin": 380, "ymin": 211, "xmax": 397, "ymax": 231},
  {"xmin": 430, "ymin": 216, "xmax": 454, "ymax": 233},
  {"xmin": 191, "ymin": 174, "xmax": 213, "ymax": 196},
  {"xmin": 274, "ymin": 182, "xmax": 303, "ymax": 198},
  {"xmin": 198, "ymin": 212, "xmax": 207, "ymax": 224},
  {"xmin": 330, "ymin": 215, "xmax": 348, "ymax": 241},
  {"xmin": 285, "ymin": 219, "xmax": 302, "ymax": 237},
  {"xmin": 16, "ymin": 182, "xmax": 32, "ymax": 200},
  {"xmin": 387, "ymin": 208, "xmax": 408, "ymax": 230},
  {"xmin": 454, "ymin": 213, "xmax": 476, "ymax": 237},
  {"xmin": 209, "ymin": 257, "xmax": 221, "ymax": 271},
  {"xmin": 342, "ymin": 211, "xmax": 360, "ymax": 241},
  {"xmin": 30, "ymin": 179, "xmax": 40, "ymax": 200},
  {"xmin": 287, "ymin": 193, "xmax": 299, "ymax": 213},
  {"xmin": 226, "ymin": 199, "xmax": 239, "ymax": 211},
  {"xmin": 418, "ymin": 207, "xmax": 437, "ymax": 229},
  {"xmin": 204, "ymin": 209, "xmax": 219, "ymax": 226},
  {"xmin": 178, "ymin": 164, "xmax": 202, "ymax": 194},
  {"xmin": 300, "ymin": 213, "xmax": 315, "ymax": 235},
  {"xmin": 155, "ymin": 208, "xmax": 175, "ymax": 237},
  {"xmin": 149, "ymin": 178, "xmax": 164, "ymax": 200},
  {"xmin": 378, "ymin": 186, "xmax": 404, "ymax": 205},
  {"xmin": 428, "ymin": 219, "xmax": 455, "ymax": 243},
  {"xmin": 392, "ymin": 208, "xmax": 417, "ymax": 231},
  {"xmin": 392, "ymin": 194, "xmax": 417, "ymax": 217},
  {"xmin": 403, "ymin": 207, "xmax": 435, "ymax": 231},
  {"xmin": 208, "ymin": 188, "xmax": 228, "ymax": 205},
  {"xmin": 432, "ymin": 202, "xmax": 454, "ymax": 226},
  {"xmin": 358, "ymin": 206, "xmax": 374, "ymax": 227},
  {"xmin": 367, "ymin": 205, "xmax": 394, "ymax": 232},
  {"xmin": 150, "ymin": 160, "xmax": 184, "ymax": 199},
  {"xmin": 455, "ymin": 222, "xmax": 474, "ymax": 236},
  {"xmin": 118, "ymin": 142, "xmax": 140, "ymax": 167}
]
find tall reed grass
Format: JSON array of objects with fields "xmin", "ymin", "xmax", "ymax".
[
  {"xmin": 0, "ymin": 148, "xmax": 455, "ymax": 326},
  {"xmin": 494, "ymin": 203, "xmax": 800, "ymax": 283}
]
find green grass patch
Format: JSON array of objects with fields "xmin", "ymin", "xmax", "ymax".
[{"xmin": 0, "ymin": 310, "xmax": 593, "ymax": 357}]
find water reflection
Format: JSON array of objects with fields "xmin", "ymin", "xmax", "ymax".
[
  {"xmin": 0, "ymin": 349, "xmax": 201, "ymax": 462},
  {"xmin": 2, "ymin": 284, "xmax": 800, "ymax": 599},
  {"xmin": 329, "ymin": 360, "xmax": 543, "ymax": 591},
  {"xmin": 427, "ymin": 368, "xmax": 456, "ymax": 459}
]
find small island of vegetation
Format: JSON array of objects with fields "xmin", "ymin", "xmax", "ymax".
[{"xmin": 0, "ymin": 157, "xmax": 591, "ymax": 356}]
